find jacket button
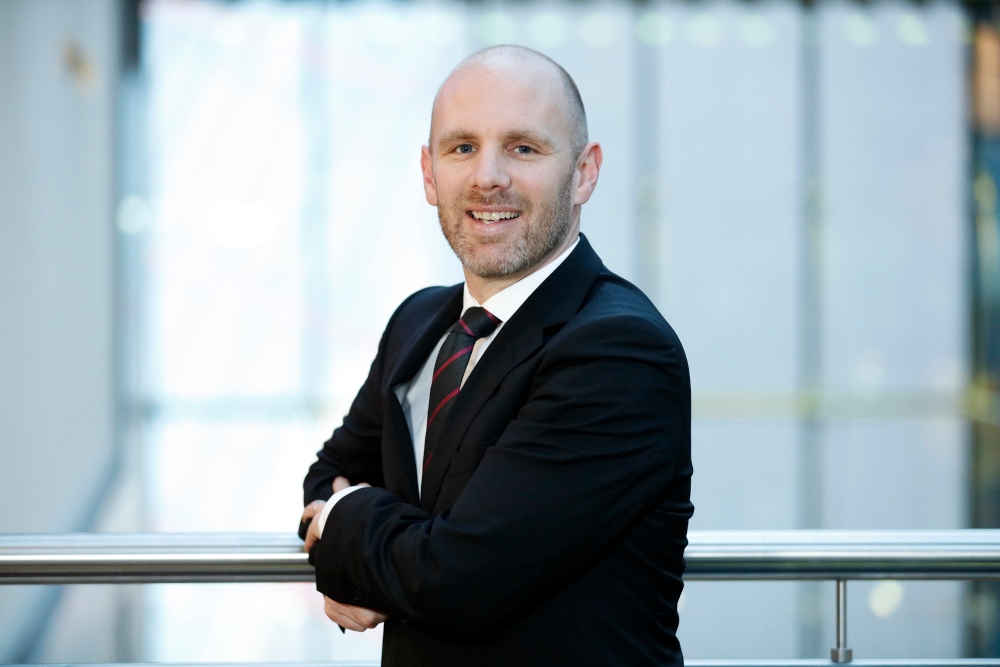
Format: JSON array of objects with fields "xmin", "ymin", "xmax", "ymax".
[{"xmin": 351, "ymin": 590, "xmax": 362, "ymax": 602}]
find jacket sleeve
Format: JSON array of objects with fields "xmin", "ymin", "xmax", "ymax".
[
  {"xmin": 299, "ymin": 293, "xmax": 416, "ymax": 539},
  {"xmin": 311, "ymin": 314, "xmax": 690, "ymax": 636}
]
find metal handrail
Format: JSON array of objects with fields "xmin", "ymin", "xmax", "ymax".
[
  {"xmin": 12, "ymin": 662, "xmax": 1000, "ymax": 667},
  {"xmin": 3, "ymin": 530, "xmax": 999, "ymax": 664},
  {"xmin": 2, "ymin": 529, "xmax": 1000, "ymax": 585},
  {"xmin": 0, "ymin": 532, "xmax": 308, "ymax": 585},
  {"xmin": 687, "ymin": 529, "xmax": 1000, "ymax": 580}
]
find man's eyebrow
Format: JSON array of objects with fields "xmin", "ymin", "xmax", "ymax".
[
  {"xmin": 503, "ymin": 130, "xmax": 555, "ymax": 148},
  {"xmin": 436, "ymin": 130, "xmax": 477, "ymax": 147},
  {"xmin": 435, "ymin": 129, "xmax": 557, "ymax": 150}
]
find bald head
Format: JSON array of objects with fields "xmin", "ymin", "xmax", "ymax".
[
  {"xmin": 432, "ymin": 45, "xmax": 589, "ymax": 159},
  {"xmin": 420, "ymin": 44, "xmax": 604, "ymax": 295}
]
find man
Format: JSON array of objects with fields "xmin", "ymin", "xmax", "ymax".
[{"xmin": 299, "ymin": 45, "xmax": 693, "ymax": 667}]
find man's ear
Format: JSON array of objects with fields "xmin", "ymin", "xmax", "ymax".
[
  {"xmin": 421, "ymin": 145, "xmax": 438, "ymax": 206},
  {"xmin": 572, "ymin": 141, "xmax": 603, "ymax": 207}
]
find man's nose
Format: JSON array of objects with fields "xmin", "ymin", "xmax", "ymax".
[{"xmin": 469, "ymin": 148, "xmax": 511, "ymax": 191}]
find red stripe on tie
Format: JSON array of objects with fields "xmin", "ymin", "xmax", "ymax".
[
  {"xmin": 423, "ymin": 451, "xmax": 433, "ymax": 474},
  {"xmin": 433, "ymin": 345, "xmax": 474, "ymax": 382},
  {"xmin": 427, "ymin": 387, "xmax": 460, "ymax": 427},
  {"xmin": 459, "ymin": 319, "xmax": 475, "ymax": 336},
  {"xmin": 485, "ymin": 310, "xmax": 499, "ymax": 325}
]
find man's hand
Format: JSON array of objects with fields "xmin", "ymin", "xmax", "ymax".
[
  {"xmin": 324, "ymin": 595, "xmax": 389, "ymax": 632},
  {"xmin": 301, "ymin": 499, "xmax": 326, "ymax": 552},
  {"xmin": 304, "ymin": 478, "xmax": 382, "ymax": 629},
  {"xmin": 331, "ymin": 475, "xmax": 352, "ymax": 493},
  {"xmin": 302, "ymin": 476, "xmax": 370, "ymax": 552}
]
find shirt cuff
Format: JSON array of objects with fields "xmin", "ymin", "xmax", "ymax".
[{"xmin": 317, "ymin": 485, "xmax": 364, "ymax": 538}]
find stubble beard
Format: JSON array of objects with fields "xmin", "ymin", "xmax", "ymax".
[{"xmin": 438, "ymin": 172, "xmax": 575, "ymax": 280}]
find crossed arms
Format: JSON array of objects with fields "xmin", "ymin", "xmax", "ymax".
[{"xmin": 301, "ymin": 313, "xmax": 691, "ymax": 637}]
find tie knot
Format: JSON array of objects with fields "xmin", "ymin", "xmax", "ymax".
[{"xmin": 454, "ymin": 307, "xmax": 501, "ymax": 339}]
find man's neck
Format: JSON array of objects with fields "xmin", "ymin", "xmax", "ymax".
[{"xmin": 465, "ymin": 230, "xmax": 580, "ymax": 304}]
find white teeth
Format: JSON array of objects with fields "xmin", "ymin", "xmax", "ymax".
[{"xmin": 471, "ymin": 211, "xmax": 520, "ymax": 223}]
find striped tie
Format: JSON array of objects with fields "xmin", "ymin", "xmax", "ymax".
[{"xmin": 423, "ymin": 307, "xmax": 501, "ymax": 475}]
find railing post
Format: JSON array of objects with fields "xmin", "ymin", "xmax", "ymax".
[{"xmin": 830, "ymin": 578, "xmax": 853, "ymax": 663}]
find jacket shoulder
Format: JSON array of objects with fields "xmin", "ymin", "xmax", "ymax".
[{"xmin": 569, "ymin": 270, "xmax": 685, "ymax": 357}]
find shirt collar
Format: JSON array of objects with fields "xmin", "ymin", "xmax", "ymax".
[{"xmin": 462, "ymin": 236, "xmax": 580, "ymax": 322}]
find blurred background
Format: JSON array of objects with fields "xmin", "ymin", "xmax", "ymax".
[{"xmin": 0, "ymin": 0, "xmax": 994, "ymax": 661}]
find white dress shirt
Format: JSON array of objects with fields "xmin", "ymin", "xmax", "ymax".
[{"xmin": 316, "ymin": 237, "xmax": 579, "ymax": 536}]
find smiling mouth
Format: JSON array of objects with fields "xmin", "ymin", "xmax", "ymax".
[{"xmin": 469, "ymin": 210, "xmax": 521, "ymax": 224}]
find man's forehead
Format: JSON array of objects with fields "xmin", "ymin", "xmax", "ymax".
[
  {"xmin": 444, "ymin": 55, "xmax": 557, "ymax": 90},
  {"xmin": 431, "ymin": 59, "xmax": 570, "ymax": 143}
]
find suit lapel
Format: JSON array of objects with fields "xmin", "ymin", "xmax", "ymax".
[
  {"xmin": 420, "ymin": 235, "xmax": 605, "ymax": 513},
  {"xmin": 383, "ymin": 285, "xmax": 463, "ymax": 505},
  {"xmin": 387, "ymin": 286, "xmax": 463, "ymax": 389}
]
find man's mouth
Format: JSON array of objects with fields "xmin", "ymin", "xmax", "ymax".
[{"xmin": 469, "ymin": 210, "xmax": 521, "ymax": 224}]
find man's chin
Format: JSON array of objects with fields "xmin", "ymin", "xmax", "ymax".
[{"xmin": 460, "ymin": 247, "xmax": 528, "ymax": 280}]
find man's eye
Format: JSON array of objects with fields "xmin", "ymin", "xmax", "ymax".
[
  {"xmin": 515, "ymin": 145, "xmax": 533, "ymax": 154},
  {"xmin": 455, "ymin": 144, "xmax": 474, "ymax": 154}
]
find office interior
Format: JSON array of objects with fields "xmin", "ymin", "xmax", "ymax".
[{"xmin": 0, "ymin": 0, "xmax": 995, "ymax": 660}]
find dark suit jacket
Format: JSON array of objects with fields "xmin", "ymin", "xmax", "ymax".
[{"xmin": 301, "ymin": 235, "xmax": 693, "ymax": 667}]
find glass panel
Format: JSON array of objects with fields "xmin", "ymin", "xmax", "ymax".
[{"xmin": 656, "ymin": 0, "xmax": 804, "ymax": 392}]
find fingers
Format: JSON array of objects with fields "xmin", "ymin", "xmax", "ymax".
[
  {"xmin": 304, "ymin": 480, "xmax": 371, "ymax": 552},
  {"xmin": 324, "ymin": 597, "xmax": 367, "ymax": 631},
  {"xmin": 303, "ymin": 516, "xmax": 321, "ymax": 552},
  {"xmin": 324, "ymin": 596, "xmax": 388, "ymax": 632},
  {"xmin": 301, "ymin": 500, "xmax": 326, "ymax": 552},
  {"xmin": 301, "ymin": 499, "xmax": 325, "ymax": 523},
  {"xmin": 332, "ymin": 477, "xmax": 370, "ymax": 493},
  {"xmin": 349, "ymin": 607, "xmax": 385, "ymax": 629},
  {"xmin": 367, "ymin": 610, "xmax": 390, "ymax": 625}
]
